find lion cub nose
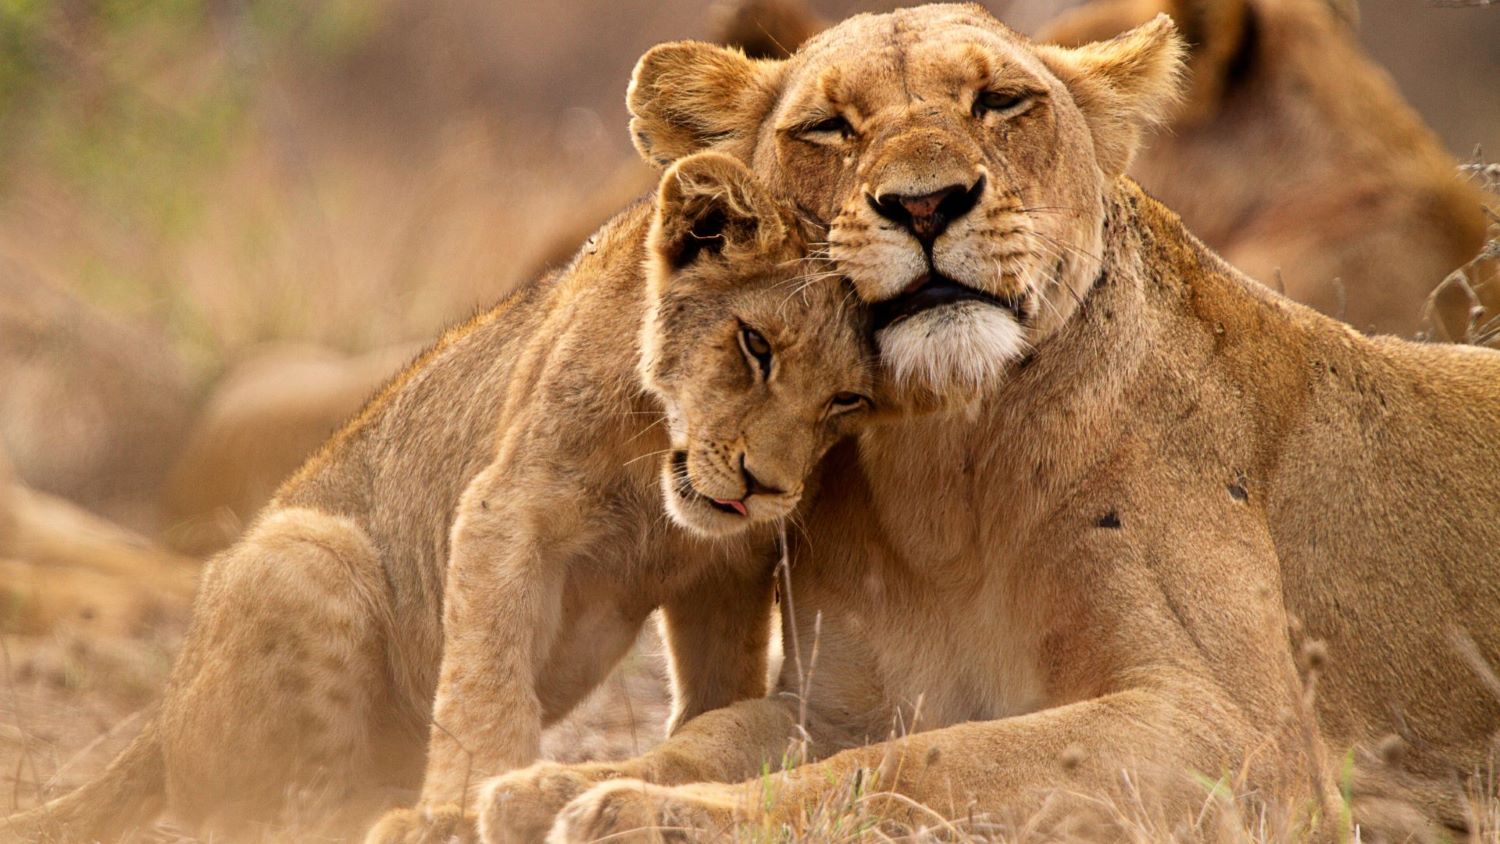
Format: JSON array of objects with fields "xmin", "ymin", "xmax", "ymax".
[
  {"xmin": 867, "ymin": 177, "xmax": 985, "ymax": 245},
  {"xmin": 739, "ymin": 454, "xmax": 785, "ymax": 498}
]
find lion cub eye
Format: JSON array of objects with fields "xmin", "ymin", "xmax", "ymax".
[
  {"xmin": 827, "ymin": 392, "xmax": 871, "ymax": 415},
  {"xmin": 738, "ymin": 325, "xmax": 773, "ymax": 379},
  {"xmin": 972, "ymin": 91, "xmax": 1032, "ymax": 119}
]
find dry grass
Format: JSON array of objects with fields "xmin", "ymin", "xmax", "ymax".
[{"xmin": 1421, "ymin": 149, "xmax": 1500, "ymax": 347}]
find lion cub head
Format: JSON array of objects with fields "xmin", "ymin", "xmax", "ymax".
[
  {"xmin": 628, "ymin": 5, "xmax": 1185, "ymax": 398},
  {"xmin": 640, "ymin": 151, "xmax": 872, "ymax": 537}
]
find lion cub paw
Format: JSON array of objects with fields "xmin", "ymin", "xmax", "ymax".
[
  {"xmin": 479, "ymin": 761, "xmax": 628, "ymax": 844},
  {"xmin": 547, "ymin": 780, "xmax": 741, "ymax": 844},
  {"xmin": 364, "ymin": 803, "xmax": 476, "ymax": 844}
]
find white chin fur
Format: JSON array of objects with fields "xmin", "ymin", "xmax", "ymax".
[{"xmin": 877, "ymin": 302, "xmax": 1027, "ymax": 394}]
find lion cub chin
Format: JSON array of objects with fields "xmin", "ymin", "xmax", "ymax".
[{"xmin": 366, "ymin": 151, "xmax": 873, "ymax": 842}]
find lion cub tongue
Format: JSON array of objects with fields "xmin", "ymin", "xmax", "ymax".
[{"xmin": 712, "ymin": 498, "xmax": 748, "ymax": 516}]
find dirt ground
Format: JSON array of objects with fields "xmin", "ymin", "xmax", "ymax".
[{"xmin": 1, "ymin": 616, "xmax": 673, "ymax": 840}]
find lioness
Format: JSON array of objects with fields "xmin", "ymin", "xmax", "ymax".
[
  {"xmin": 1, "ymin": 153, "xmax": 873, "ymax": 842},
  {"xmin": 619, "ymin": 0, "xmax": 1490, "ymax": 338},
  {"xmin": 476, "ymin": 6, "xmax": 1500, "ymax": 841}
]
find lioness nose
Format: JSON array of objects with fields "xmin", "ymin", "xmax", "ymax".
[{"xmin": 867, "ymin": 177, "xmax": 985, "ymax": 245}]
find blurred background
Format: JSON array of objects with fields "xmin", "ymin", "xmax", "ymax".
[{"xmin": 0, "ymin": 0, "xmax": 1496, "ymax": 834}]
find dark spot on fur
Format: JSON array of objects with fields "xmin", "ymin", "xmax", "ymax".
[
  {"xmin": 1096, "ymin": 511, "xmax": 1121, "ymax": 529},
  {"xmin": 480, "ymin": 499, "xmax": 489, "ymax": 510},
  {"xmin": 1228, "ymin": 472, "xmax": 1249, "ymax": 502}
]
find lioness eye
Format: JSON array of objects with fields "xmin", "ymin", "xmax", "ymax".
[
  {"xmin": 802, "ymin": 115, "xmax": 854, "ymax": 141},
  {"xmin": 973, "ymin": 91, "xmax": 1030, "ymax": 118},
  {"xmin": 738, "ymin": 325, "xmax": 773, "ymax": 379},
  {"xmin": 828, "ymin": 392, "xmax": 871, "ymax": 414}
]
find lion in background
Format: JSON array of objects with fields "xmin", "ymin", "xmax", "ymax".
[{"xmin": 1041, "ymin": 0, "xmax": 1490, "ymax": 335}]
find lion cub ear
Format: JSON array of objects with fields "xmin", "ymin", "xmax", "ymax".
[
  {"xmin": 651, "ymin": 152, "xmax": 788, "ymax": 271},
  {"xmin": 1036, "ymin": 14, "xmax": 1187, "ymax": 178},
  {"xmin": 628, "ymin": 42, "xmax": 784, "ymax": 167}
]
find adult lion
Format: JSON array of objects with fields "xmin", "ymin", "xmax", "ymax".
[
  {"xmin": 612, "ymin": 0, "xmax": 1490, "ymax": 338},
  {"xmin": 479, "ymin": 5, "xmax": 1500, "ymax": 841}
]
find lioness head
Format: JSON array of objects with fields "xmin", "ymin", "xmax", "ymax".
[
  {"xmin": 629, "ymin": 4, "xmax": 1184, "ymax": 397},
  {"xmin": 641, "ymin": 151, "xmax": 873, "ymax": 537}
]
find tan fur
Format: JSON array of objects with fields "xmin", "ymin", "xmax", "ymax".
[
  {"xmin": 161, "ymin": 343, "xmax": 418, "ymax": 555},
  {"xmin": 0, "ymin": 445, "xmax": 14, "ymax": 552},
  {"xmin": 475, "ymin": 8, "xmax": 1500, "ymax": 842},
  {"xmin": 1, "ymin": 154, "xmax": 871, "ymax": 844}
]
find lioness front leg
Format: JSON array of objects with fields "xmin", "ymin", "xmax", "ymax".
[
  {"xmin": 552, "ymin": 679, "xmax": 1337, "ymax": 842},
  {"xmin": 479, "ymin": 696, "xmax": 803, "ymax": 844},
  {"xmin": 367, "ymin": 472, "xmax": 584, "ymax": 844}
]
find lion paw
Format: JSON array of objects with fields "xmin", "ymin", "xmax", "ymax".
[
  {"xmin": 478, "ymin": 761, "xmax": 630, "ymax": 844},
  {"xmin": 364, "ymin": 803, "xmax": 477, "ymax": 844},
  {"xmin": 547, "ymin": 780, "xmax": 741, "ymax": 844}
]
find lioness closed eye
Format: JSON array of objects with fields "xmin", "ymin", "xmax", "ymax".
[{"xmin": 0, "ymin": 152, "xmax": 871, "ymax": 844}]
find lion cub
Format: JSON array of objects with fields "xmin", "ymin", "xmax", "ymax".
[
  {"xmin": 368, "ymin": 151, "xmax": 873, "ymax": 839},
  {"xmin": 1, "ymin": 152, "xmax": 871, "ymax": 843}
]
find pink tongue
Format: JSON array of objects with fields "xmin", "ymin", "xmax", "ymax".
[{"xmin": 713, "ymin": 498, "xmax": 748, "ymax": 516}]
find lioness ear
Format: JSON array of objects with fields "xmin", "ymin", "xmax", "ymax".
[
  {"xmin": 628, "ymin": 42, "xmax": 783, "ymax": 167},
  {"xmin": 651, "ymin": 152, "xmax": 787, "ymax": 270},
  {"xmin": 1037, "ymin": 14, "xmax": 1186, "ymax": 178},
  {"xmin": 713, "ymin": 0, "xmax": 828, "ymax": 60}
]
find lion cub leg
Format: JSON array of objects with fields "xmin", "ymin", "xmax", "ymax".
[
  {"xmin": 158, "ymin": 507, "xmax": 400, "ymax": 837},
  {"xmin": 379, "ymin": 462, "xmax": 613, "ymax": 837}
]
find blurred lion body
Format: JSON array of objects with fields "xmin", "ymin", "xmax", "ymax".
[
  {"xmin": 0, "ymin": 262, "xmax": 193, "ymax": 533},
  {"xmin": 160, "ymin": 343, "xmax": 419, "ymax": 555},
  {"xmin": 1, "ymin": 484, "xmax": 196, "ymax": 637},
  {"xmin": 1039, "ymin": 0, "xmax": 1489, "ymax": 335},
  {"xmin": 2, "ymin": 155, "xmax": 871, "ymax": 843},
  {"xmin": 473, "ymin": 7, "xmax": 1500, "ymax": 841}
]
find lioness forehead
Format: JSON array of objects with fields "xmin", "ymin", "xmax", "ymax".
[
  {"xmin": 798, "ymin": 3, "xmax": 1015, "ymax": 53},
  {"xmin": 789, "ymin": 4, "xmax": 1049, "ymax": 105}
]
